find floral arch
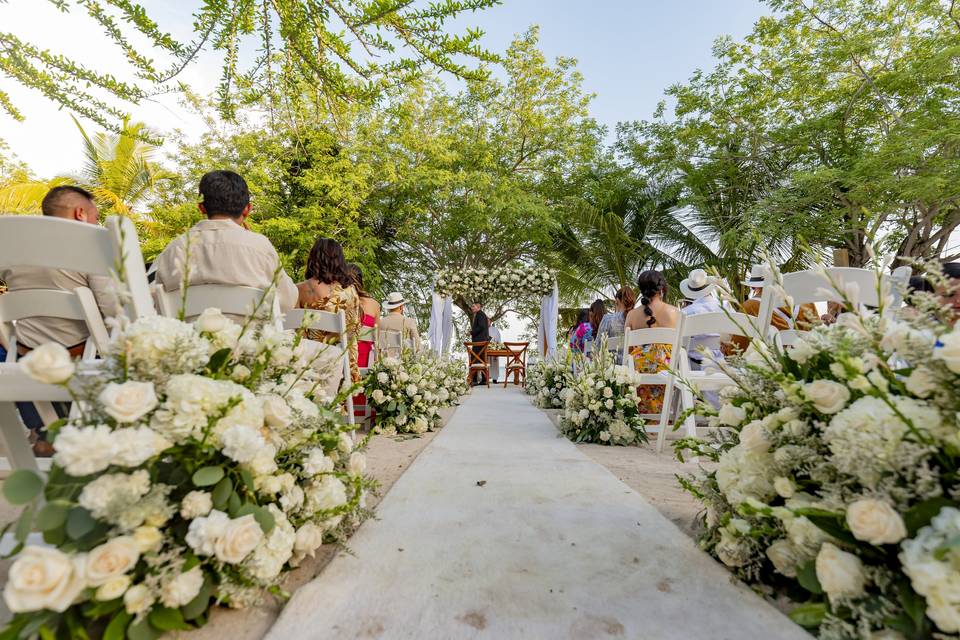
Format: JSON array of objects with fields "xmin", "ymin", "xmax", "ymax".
[{"xmin": 427, "ymin": 265, "xmax": 559, "ymax": 357}]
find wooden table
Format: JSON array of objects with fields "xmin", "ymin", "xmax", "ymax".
[{"xmin": 486, "ymin": 347, "xmax": 523, "ymax": 385}]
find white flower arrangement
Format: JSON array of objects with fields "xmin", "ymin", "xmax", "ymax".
[
  {"xmin": 526, "ymin": 353, "xmax": 575, "ymax": 410},
  {"xmin": 2, "ymin": 310, "xmax": 371, "ymax": 638},
  {"xmin": 435, "ymin": 265, "xmax": 553, "ymax": 301},
  {"xmin": 558, "ymin": 346, "xmax": 647, "ymax": 446},
  {"xmin": 675, "ymin": 265, "xmax": 960, "ymax": 638},
  {"xmin": 364, "ymin": 351, "xmax": 468, "ymax": 435}
]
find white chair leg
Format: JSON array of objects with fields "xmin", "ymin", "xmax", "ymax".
[
  {"xmin": 681, "ymin": 386, "xmax": 697, "ymax": 438},
  {"xmin": 0, "ymin": 402, "xmax": 40, "ymax": 472},
  {"xmin": 655, "ymin": 378, "xmax": 674, "ymax": 454}
]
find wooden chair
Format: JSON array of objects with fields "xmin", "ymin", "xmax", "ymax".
[
  {"xmin": 655, "ymin": 311, "xmax": 767, "ymax": 454},
  {"xmin": 621, "ymin": 327, "xmax": 681, "ymax": 448},
  {"xmin": 284, "ymin": 308, "xmax": 354, "ymax": 425},
  {"xmin": 464, "ymin": 341, "xmax": 490, "ymax": 387},
  {"xmin": 156, "ymin": 284, "xmax": 279, "ymax": 325},
  {"xmin": 502, "ymin": 342, "xmax": 529, "ymax": 388}
]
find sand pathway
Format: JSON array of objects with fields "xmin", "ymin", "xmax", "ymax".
[{"xmin": 267, "ymin": 386, "xmax": 810, "ymax": 639}]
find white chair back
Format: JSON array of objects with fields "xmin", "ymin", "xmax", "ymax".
[
  {"xmin": 157, "ymin": 284, "xmax": 278, "ymax": 323},
  {"xmin": 284, "ymin": 308, "xmax": 354, "ymax": 425},
  {"xmin": 621, "ymin": 327, "xmax": 677, "ymax": 363},
  {"xmin": 0, "ymin": 215, "xmax": 154, "ymax": 320},
  {"xmin": 378, "ymin": 329, "xmax": 404, "ymax": 358},
  {"xmin": 0, "ymin": 288, "xmax": 109, "ymax": 360},
  {"xmin": 0, "ymin": 363, "xmax": 75, "ymax": 471}
]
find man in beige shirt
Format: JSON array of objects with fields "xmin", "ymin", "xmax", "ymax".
[
  {"xmin": 0, "ymin": 185, "xmax": 119, "ymax": 353},
  {"xmin": 155, "ymin": 170, "xmax": 298, "ymax": 312},
  {"xmin": 379, "ymin": 292, "xmax": 421, "ymax": 352}
]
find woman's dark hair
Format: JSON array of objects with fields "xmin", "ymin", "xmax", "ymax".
[
  {"xmin": 346, "ymin": 263, "xmax": 370, "ymax": 298},
  {"xmin": 306, "ymin": 238, "xmax": 351, "ymax": 285},
  {"xmin": 589, "ymin": 299, "xmax": 606, "ymax": 333},
  {"xmin": 615, "ymin": 286, "xmax": 636, "ymax": 312},
  {"xmin": 570, "ymin": 308, "xmax": 589, "ymax": 334},
  {"xmin": 637, "ymin": 270, "xmax": 668, "ymax": 327}
]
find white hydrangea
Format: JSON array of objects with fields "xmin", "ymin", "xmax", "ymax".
[
  {"xmin": 180, "ymin": 491, "xmax": 213, "ymax": 520},
  {"xmin": 111, "ymin": 316, "xmax": 210, "ymax": 381},
  {"xmin": 220, "ymin": 424, "xmax": 266, "ymax": 464},
  {"xmin": 245, "ymin": 506, "xmax": 295, "ymax": 581},
  {"xmin": 151, "ymin": 374, "xmax": 263, "ymax": 444},
  {"xmin": 111, "ymin": 427, "xmax": 171, "ymax": 468},
  {"xmin": 53, "ymin": 424, "xmax": 117, "ymax": 476},
  {"xmin": 716, "ymin": 444, "xmax": 775, "ymax": 505},
  {"xmin": 79, "ymin": 470, "xmax": 151, "ymax": 524},
  {"xmin": 900, "ymin": 507, "xmax": 960, "ymax": 633}
]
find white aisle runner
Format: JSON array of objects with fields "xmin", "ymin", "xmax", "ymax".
[{"xmin": 268, "ymin": 387, "xmax": 810, "ymax": 639}]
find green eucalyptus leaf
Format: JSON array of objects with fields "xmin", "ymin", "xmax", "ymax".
[
  {"xmin": 796, "ymin": 561, "xmax": 823, "ymax": 594},
  {"xmin": 102, "ymin": 611, "xmax": 132, "ymax": 640},
  {"xmin": 126, "ymin": 616, "xmax": 161, "ymax": 640},
  {"xmin": 192, "ymin": 466, "xmax": 224, "ymax": 487},
  {"xmin": 3, "ymin": 469, "xmax": 44, "ymax": 505},
  {"xmin": 228, "ymin": 491, "xmax": 242, "ymax": 515},
  {"xmin": 788, "ymin": 602, "xmax": 827, "ymax": 628},
  {"xmin": 65, "ymin": 508, "xmax": 96, "ymax": 540},
  {"xmin": 181, "ymin": 578, "xmax": 214, "ymax": 621},
  {"xmin": 253, "ymin": 506, "xmax": 275, "ymax": 534},
  {"xmin": 36, "ymin": 501, "xmax": 70, "ymax": 531},
  {"xmin": 14, "ymin": 504, "xmax": 34, "ymax": 543},
  {"xmin": 212, "ymin": 477, "xmax": 233, "ymax": 510},
  {"xmin": 148, "ymin": 606, "xmax": 191, "ymax": 631}
]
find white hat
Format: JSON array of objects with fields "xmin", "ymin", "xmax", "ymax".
[
  {"xmin": 741, "ymin": 264, "xmax": 770, "ymax": 288},
  {"xmin": 383, "ymin": 292, "xmax": 405, "ymax": 310},
  {"xmin": 679, "ymin": 269, "xmax": 715, "ymax": 300}
]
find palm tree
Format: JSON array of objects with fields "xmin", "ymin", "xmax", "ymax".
[{"xmin": 0, "ymin": 117, "xmax": 169, "ymax": 216}]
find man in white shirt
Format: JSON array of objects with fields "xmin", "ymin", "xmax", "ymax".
[
  {"xmin": 679, "ymin": 269, "xmax": 724, "ymax": 370},
  {"xmin": 155, "ymin": 170, "xmax": 298, "ymax": 313},
  {"xmin": 379, "ymin": 292, "xmax": 421, "ymax": 353}
]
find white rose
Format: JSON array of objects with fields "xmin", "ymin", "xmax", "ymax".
[
  {"xmin": 338, "ymin": 432, "xmax": 353, "ymax": 454},
  {"xmin": 905, "ymin": 367, "xmax": 937, "ymax": 398},
  {"xmin": 231, "ymin": 364, "xmax": 251, "ymax": 382},
  {"xmin": 348, "ymin": 452, "xmax": 366, "ymax": 476},
  {"xmin": 214, "ymin": 514, "xmax": 263, "ymax": 564},
  {"xmin": 815, "ymin": 542, "xmax": 865, "ymax": 600},
  {"xmin": 774, "ymin": 477, "xmax": 795, "ymax": 498},
  {"xmin": 766, "ymin": 539, "xmax": 801, "ymax": 578},
  {"xmin": 377, "ymin": 372, "xmax": 389, "ymax": 384},
  {"xmin": 261, "ymin": 394, "xmax": 292, "ymax": 428},
  {"xmin": 718, "ymin": 403, "xmax": 747, "ymax": 427},
  {"xmin": 99, "ymin": 381, "xmax": 158, "ymax": 423},
  {"xmin": 96, "ymin": 575, "xmax": 131, "ymax": 601},
  {"xmin": 19, "ymin": 342, "xmax": 75, "ymax": 384},
  {"xmin": 3, "ymin": 547, "xmax": 86, "ymax": 613},
  {"xmin": 85, "ymin": 536, "xmax": 140, "ymax": 586},
  {"xmin": 180, "ymin": 491, "xmax": 213, "ymax": 519},
  {"xmin": 196, "ymin": 307, "xmax": 229, "ymax": 333},
  {"xmin": 739, "ymin": 421, "xmax": 770, "ymax": 453},
  {"xmin": 123, "ymin": 583, "xmax": 155, "ymax": 614},
  {"xmin": 805, "ymin": 380, "xmax": 850, "ymax": 414},
  {"xmin": 132, "ymin": 526, "xmax": 164, "ymax": 553},
  {"xmin": 371, "ymin": 389, "xmax": 385, "ymax": 403},
  {"xmin": 160, "ymin": 566, "xmax": 204, "ymax": 608},
  {"xmin": 933, "ymin": 329, "xmax": 960, "ymax": 373},
  {"xmin": 294, "ymin": 523, "xmax": 325, "ymax": 557},
  {"xmin": 845, "ymin": 499, "xmax": 907, "ymax": 545},
  {"xmin": 788, "ymin": 339, "xmax": 816, "ymax": 364}
]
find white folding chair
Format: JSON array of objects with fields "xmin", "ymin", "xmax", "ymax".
[
  {"xmin": 621, "ymin": 327, "xmax": 678, "ymax": 445},
  {"xmin": 758, "ymin": 267, "xmax": 910, "ymax": 330},
  {"xmin": 284, "ymin": 308, "xmax": 354, "ymax": 425},
  {"xmin": 156, "ymin": 284, "xmax": 280, "ymax": 325},
  {"xmin": 0, "ymin": 363, "xmax": 75, "ymax": 472},
  {"xmin": 655, "ymin": 311, "xmax": 767, "ymax": 454},
  {"xmin": 378, "ymin": 329, "xmax": 403, "ymax": 359},
  {"xmin": 356, "ymin": 325, "xmax": 377, "ymax": 424},
  {"xmin": 0, "ymin": 215, "xmax": 154, "ymax": 321}
]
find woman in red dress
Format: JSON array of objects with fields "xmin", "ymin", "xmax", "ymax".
[{"xmin": 348, "ymin": 263, "xmax": 380, "ymax": 420}]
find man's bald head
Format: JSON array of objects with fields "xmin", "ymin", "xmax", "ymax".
[{"xmin": 41, "ymin": 186, "xmax": 99, "ymax": 224}]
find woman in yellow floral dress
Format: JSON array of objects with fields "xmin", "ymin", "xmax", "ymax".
[
  {"xmin": 296, "ymin": 238, "xmax": 362, "ymax": 383},
  {"xmin": 624, "ymin": 270, "xmax": 680, "ymax": 416}
]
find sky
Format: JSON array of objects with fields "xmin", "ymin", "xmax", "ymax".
[{"xmin": 0, "ymin": 0, "xmax": 770, "ymax": 178}]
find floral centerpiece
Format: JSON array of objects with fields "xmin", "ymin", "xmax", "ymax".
[
  {"xmin": 526, "ymin": 353, "xmax": 575, "ymax": 409},
  {"xmin": 364, "ymin": 351, "xmax": 467, "ymax": 436},
  {"xmin": 2, "ymin": 310, "xmax": 371, "ymax": 639},
  {"xmin": 435, "ymin": 265, "xmax": 553, "ymax": 302},
  {"xmin": 676, "ymin": 270, "xmax": 960, "ymax": 638},
  {"xmin": 559, "ymin": 348, "xmax": 647, "ymax": 446}
]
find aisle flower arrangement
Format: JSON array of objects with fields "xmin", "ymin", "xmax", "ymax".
[
  {"xmin": 435, "ymin": 265, "xmax": 553, "ymax": 301},
  {"xmin": 526, "ymin": 354, "xmax": 574, "ymax": 409},
  {"xmin": 675, "ymin": 282, "xmax": 960, "ymax": 638},
  {"xmin": 2, "ymin": 310, "xmax": 371, "ymax": 639},
  {"xmin": 559, "ymin": 349, "xmax": 647, "ymax": 446},
  {"xmin": 364, "ymin": 351, "xmax": 467, "ymax": 436}
]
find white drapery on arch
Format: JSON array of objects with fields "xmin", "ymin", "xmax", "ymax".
[{"xmin": 427, "ymin": 281, "xmax": 559, "ymax": 358}]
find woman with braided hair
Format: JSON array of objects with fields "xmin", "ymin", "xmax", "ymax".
[{"xmin": 625, "ymin": 270, "xmax": 680, "ymax": 415}]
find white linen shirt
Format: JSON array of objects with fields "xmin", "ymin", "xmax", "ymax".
[{"xmin": 155, "ymin": 219, "xmax": 298, "ymax": 312}]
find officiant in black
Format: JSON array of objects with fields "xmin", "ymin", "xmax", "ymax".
[{"xmin": 470, "ymin": 302, "xmax": 490, "ymax": 385}]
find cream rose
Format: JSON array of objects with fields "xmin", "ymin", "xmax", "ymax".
[
  {"xmin": 933, "ymin": 329, "xmax": 960, "ymax": 373},
  {"xmin": 196, "ymin": 307, "xmax": 229, "ymax": 333},
  {"xmin": 123, "ymin": 583, "xmax": 154, "ymax": 614},
  {"xmin": 717, "ymin": 403, "xmax": 747, "ymax": 427},
  {"xmin": 3, "ymin": 547, "xmax": 86, "ymax": 613},
  {"xmin": 19, "ymin": 343, "xmax": 75, "ymax": 384},
  {"xmin": 765, "ymin": 539, "xmax": 801, "ymax": 578},
  {"xmin": 846, "ymin": 499, "xmax": 907, "ymax": 545},
  {"xmin": 99, "ymin": 381, "xmax": 158, "ymax": 423},
  {"xmin": 815, "ymin": 542, "xmax": 865, "ymax": 600},
  {"xmin": 132, "ymin": 526, "xmax": 164, "ymax": 553},
  {"xmin": 96, "ymin": 575, "xmax": 131, "ymax": 601},
  {"xmin": 738, "ymin": 421, "xmax": 770, "ymax": 453},
  {"xmin": 85, "ymin": 536, "xmax": 140, "ymax": 586},
  {"xmin": 213, "ymin": 514, "xmax": 263, "ymax": 564},
  {"xmin": 261, "ymin": 394, "xmax": 292, "ymax": 428},
  {"xmin": 160, "ymin": 566, "xmax": 204, "ymax": 608},
  {"xmin": 294, "ymin": 523, "xmax": 325, "ymax": 557},
  {"xmin": 348, "ymin": 452, "xmax": 366, "ymax": 476},
  {"xmin": 805, "ymin": 380, "xmax": 851, "ymax": 414}
]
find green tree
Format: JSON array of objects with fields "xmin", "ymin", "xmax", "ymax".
[{"xmin": 0, "ymin": 0, "xmax": 499, "ymax": 131}]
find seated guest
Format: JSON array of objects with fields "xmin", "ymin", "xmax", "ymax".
[
  {"xmin": 597, "ymin": 287, "xmax": 635, "ymax": 363},
  {"xmin": 380, "ymin": 292, "xmax": 422, "ymax": 353},
  {"xmin": 679, "ymin": 269, "xmax": 723, "ymax": 370},
  {"xmin": 733, "ymin": 264, "xmax": 817, "ymax": 353},
  {"xmin": 625, "ymin": 270, "xmax": 681, "ymax": 416},
  {"xmin": 347, "ymin": 263, "xmax": 380, "ymax": 369},
  {"xmin": 588, "ymin": 299, "xmax": 606, "ymax": 337},
  {"xmin": 297, "ymin": 238, "xmax": 362, "ymax": 382},
  {"xmin": 1, "ymin": 186, "xmax": 120, "ymax": 455},
  {"xmin": 568, "ymin": 309, "xmax": 592, "ymax": 353},
  {"xmin": 940, "ymin": 262, "xmax": 960, "ymax": 320},
  {"xmin": 155, "ymin": 170, "xmax": 298, "ymax": 314}
]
